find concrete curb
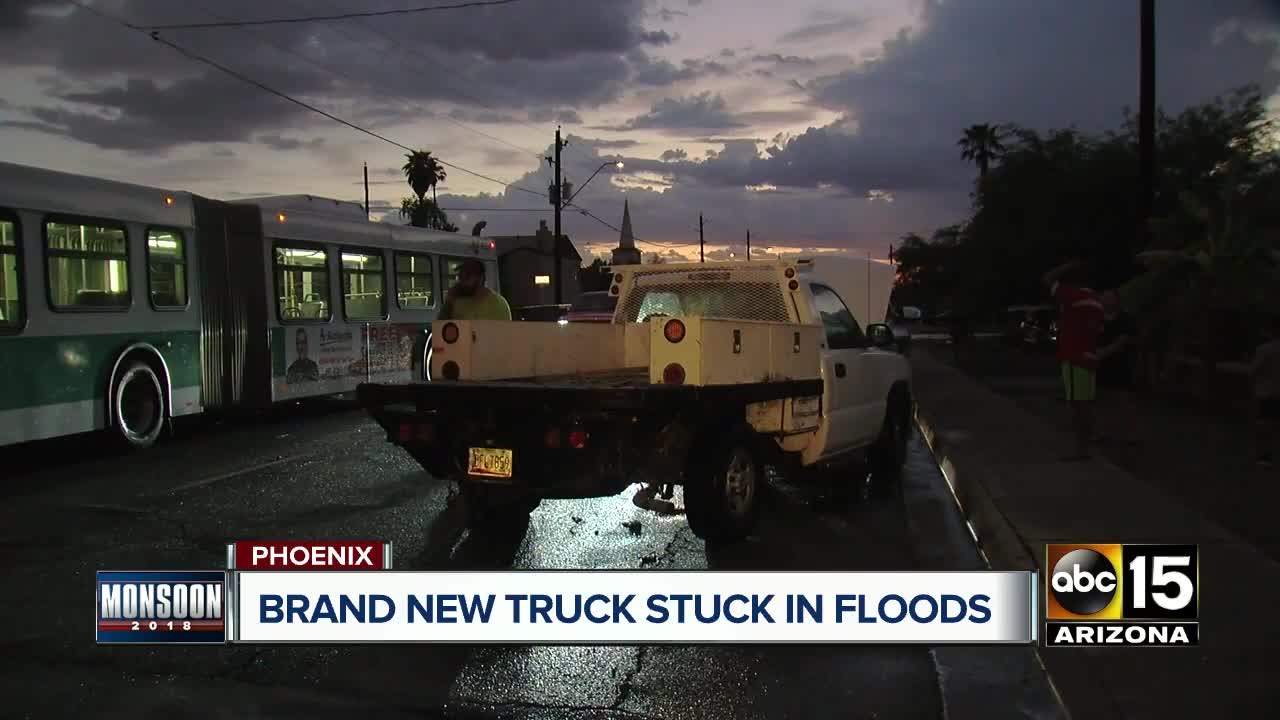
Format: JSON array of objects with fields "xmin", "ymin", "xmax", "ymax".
[
  {"xmin": 912, "ymin": 401, "xmax": 1037, "ymax": 573},
  {"xmin": 908, "ymin": 368, "xmax": 1075, "ymax": 720}
]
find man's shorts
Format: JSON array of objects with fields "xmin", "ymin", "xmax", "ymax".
[{"xmin": 1062, "ymin": 363, "xmax": 1096, "ymax": 402}]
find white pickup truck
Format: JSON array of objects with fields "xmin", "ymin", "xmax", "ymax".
[{"xmin": 358, "ymin": 257, "xmax": 912, "ymax": 543}]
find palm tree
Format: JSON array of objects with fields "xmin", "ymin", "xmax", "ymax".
[
  {"xmin": 958, "ymin": 123, "xmax": 1006, "ymax": 179},
  {"xmin": 402, "ymin": 150, "xmax": 447, "ymax": 206}
]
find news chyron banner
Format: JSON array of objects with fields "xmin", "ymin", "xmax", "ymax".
[
  {"xmin": 99, "ymin": 541, "xmax": 1038, "ymax": 645},
  {"xmin": 1045, "ymin": 543, "xmax": 1199, "ymax": 647}
]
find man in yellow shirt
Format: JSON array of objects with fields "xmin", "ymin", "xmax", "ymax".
[{"xmin": 440, "ymin": 259, "xmax": 512, "ymax": 321}]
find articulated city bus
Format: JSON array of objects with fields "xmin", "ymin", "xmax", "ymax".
[{"xmin": 0, "ymin": 161, "xmax": 499, "ymax": 449}]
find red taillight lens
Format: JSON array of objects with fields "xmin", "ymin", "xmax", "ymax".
[
  {"xmin": 613, "ymin": 273, "xmax": 623, "ymax": 283},
  {"xmin": 785, "ymin": 267, "xmax": 795, "ymax": 278},
  {"xmin": 610, "ymin": 285, "xmax": 620, "ymax": 295},
  {"xmin": 397, "ymin": 422, "xmax": 433, "ymax": 443},
  {"xmin": 663, "ymin": 319, "xmax": 685, "ymax": 343},
  {"xmin": 567, "ymin": 429, "xmax": 589, "ymax": 449},
  {"xmin": 788, "ymin": 279, "xmax": 799, "ymax": 291},
  {"xmin": 442, "ymin": 361, "xmax": 460, "ymax": 380},
  {"xmin": 441, "ymin": 322, "xmax": 460, "ymax": 344},
  {"xmin": 662, "ymin": 363, "xmax": 686, "ymax": 385}
]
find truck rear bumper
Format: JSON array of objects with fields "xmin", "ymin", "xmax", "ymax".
[
  {"xmin": 356, "ymin": 377, "xmax": 823, "ymax": 498},
  {"xmin": 363, "ymin": 403, "xmax": 641, "ymax": 499}
]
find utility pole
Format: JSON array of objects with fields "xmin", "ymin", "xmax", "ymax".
[
  {"xmin": 699, "ymin": 213, "xmax": 705, "ymax": 263},
  {"xmin": 746, "ymin": 229, "xmax": 751, "ymax": 261},
  {"xmin": 1137, "ymin": 0, "xmax": 1156, "ymax": 262},
  {"xmin": 547, "ymin": 127, "xmax": 568, "ymax": 305},
  {"xmin": 363, "ymin": 162, "xmax": 369, "ymax": 221}
]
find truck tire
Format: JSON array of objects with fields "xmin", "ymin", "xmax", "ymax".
[
  {"xmin": 684, "ymin": 431, "xmax": 761, "ymax": 543},
  {"xmin": 460, "ymin": 482, "xmax": 540, "ymax": 529},
  {"xmin": 112, "ymin": 361, "xmax": 166, "ymax": 450},
  {"xmin": 868, "ymin": 393, "xmax": 911, "ymax": 498}
]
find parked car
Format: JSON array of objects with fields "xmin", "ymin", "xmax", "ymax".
[
  {"xmin": 564, "ymin": 291, "xmax": 618, "ymax": 323},
  {"xmin": 514, "ymin": 304, "xmax": 570, "ymax": 322}
]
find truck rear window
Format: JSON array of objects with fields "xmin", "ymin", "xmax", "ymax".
[{"xmin": 621, "ymin": 281, "xmax": 790, "ymax": 323}]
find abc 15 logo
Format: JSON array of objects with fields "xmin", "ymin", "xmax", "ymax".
[{"xmin": 1046, "ymin": 544, "xmax": 1199, "ymax": 621}]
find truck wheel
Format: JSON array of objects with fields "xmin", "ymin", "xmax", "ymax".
[
  {"xmin": 460, "ymin": 482, "xmax": 540, "ymax": 529},
  {"xmin": 113, "ymin": 361, "xmax": 166, "ymax": 450},
  {"xmin": 685, "ymin": 433, "xmax": 761, "ymax": 543},
  {"xmin": 869, "ymin": 395, "xmax": 910, "ymax": 498}
]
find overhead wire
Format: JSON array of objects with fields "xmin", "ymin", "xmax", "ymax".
[
  {"xmin": 134, "ymin": 0, "xmax": 529, "ymax": 30},
  {"xmin": 68, "ymin": 0, "xmax": 547, "ymax": 199},
  {"xmin": 70, "ymin": 0, "xmax": 700, "ymax": 250},
  {"xmin": 277, "ymin": 0, "xmax": 544, "ymax": 159}
]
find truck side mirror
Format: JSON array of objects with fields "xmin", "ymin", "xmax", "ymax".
[{"xmin": 866, "ymin": 323, "xmax": 896, "ymax": 350}]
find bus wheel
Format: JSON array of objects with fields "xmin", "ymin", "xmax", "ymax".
[{"xmin": 113, "ymin": 361, "xmax": 165, "ymax": 450}]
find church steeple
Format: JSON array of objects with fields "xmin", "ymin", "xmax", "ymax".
[
  {"xmin": 619, "ymin": 198, "xmax": 635, "ymax": 249},
  {"xmin": 611, "ymin": 198, "xmax": 642, "ymax": 266}
]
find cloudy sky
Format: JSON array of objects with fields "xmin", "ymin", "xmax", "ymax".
[{"xmin": 1, "ymin": 0, "xmax": 1277, "ymax": 262}]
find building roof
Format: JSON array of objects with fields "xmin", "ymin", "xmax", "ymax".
[{"xmin": 489, "ymin": 227, "xmax": 582, "ymax": 261}]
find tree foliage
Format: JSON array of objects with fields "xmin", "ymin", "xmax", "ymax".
[
  {"xmin": 578, "ymin": 257, "xmax": 613, "ymax": 292},
  {"xmin": 897, "ymin": 85, "xmax": 1280, "ymax": 358},
  {"xmin": 399, "ymin": 197, "xmax": 458, "ymax": 232},
  {"xmin": 402, "ymin": 150, "xmax": 446, "ymax": 203}
]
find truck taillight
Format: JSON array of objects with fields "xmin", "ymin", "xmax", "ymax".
[
  {"xmin": 442, "ymin": 361, "xmax": 460, "ymax": 380},
  {"xmin": 662, "ymin": 363, "xmax": 686, "ymax": 385},
  {"xmin": 441, "ymin": 322, "xmax": 460, "ymax": 344},
  {"xmin": 397, "ymin": 422, "xmax": 433, "ymax": 443},
  {"xmin": 788, "ymin": 279, "xmax": 799, "ymax": 291},
  {"xmin": 663, "ymin": 319, "xmax": 685, "ymax": 343},
  {"xmin": 567, "ymin": 429, "xmax": 589, "ymax": 449}
]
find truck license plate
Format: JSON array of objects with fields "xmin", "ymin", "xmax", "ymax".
[{"xmin": 468, "ymin": 448, "xmax": 513, "ymax": 478}]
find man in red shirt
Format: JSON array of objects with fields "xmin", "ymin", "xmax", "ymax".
[{"xmin": 1043, "ymin": 258, "xmax": 1105, "ymax": 460}]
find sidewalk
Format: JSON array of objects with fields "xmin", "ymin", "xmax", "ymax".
[{"xmin": 909, "ymin": 348, "xmax": 1280, "ymax": 719}]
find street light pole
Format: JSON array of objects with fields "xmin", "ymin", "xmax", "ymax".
[{"xmin": 563, "ymin": 160, "xmax": 624, "ymax": 207}]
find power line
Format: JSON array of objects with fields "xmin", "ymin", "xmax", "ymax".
[
  {"xmin": 292, "ymin": 0, "xmax": 602, "ymax": 169},
  {"xmin": 440, "ymin": 207, "xmax": 551, "ymax": 212},
  {"xmin": 267, "ymin": 0, "xmax": 544, "ymax": 160},
  {"xmin": 70, "ymin": 0, "xmax": 546, "ymax": 199},
  {"xmin": 136, "ymin": 0, "xmax": 528, "ymax": 30},
  {"xmin": 566, "ymin": 203, "xmax": 685, "ymax": 249}
]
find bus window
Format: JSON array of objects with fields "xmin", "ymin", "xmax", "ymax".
[
  {"xmin": 0, "ymin": 215, "xmax": 20, "ymax": 327},
  {"xmin": 395, "ymin": 251, "xmax": 434, "ymax": 310},
  {"xmin": 444, "ymin": 258, "xmax": 465, "ymax": 289},
  {"xmin": 275, "ymin": 244, "xmax": 330, "ymax": 321},
  {"xmin": 45, "ymin": 219, "xmax": 129, "ymax": 310},
  {"xmin": 147, "ymin": 228, "xmax": 187, "ymax": 308},
  {"xmin": 342, "ymin": 249, "xmax": 385, "ymax": 319}
]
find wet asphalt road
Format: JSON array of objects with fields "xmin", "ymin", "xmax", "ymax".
[{"xmin": 0, "ymin": 396, "xmax": 1062, "ymax": 720}]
